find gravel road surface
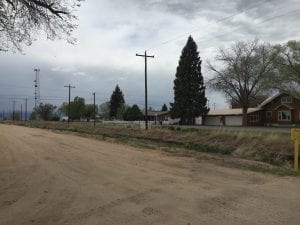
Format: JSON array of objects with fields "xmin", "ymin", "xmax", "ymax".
[{"xmin": 0, "ymin": 124, "xmax": 299, "ymax": 225}]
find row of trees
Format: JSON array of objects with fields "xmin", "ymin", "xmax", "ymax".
[
  {"xmin": 30, "ymin": 85, "xmax": 169, "ymax": 121},
  {"xmin": 107, "ymin": 85, "xmax": 167, "ymax": 121},
  {"xmin": 31, "ymin": 98, "xmax": 97, "ymax": 121}
]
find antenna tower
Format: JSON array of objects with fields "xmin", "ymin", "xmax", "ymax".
[{"xmin": 34, "ymin": 68, "xmax": 40, "ymax": 108}]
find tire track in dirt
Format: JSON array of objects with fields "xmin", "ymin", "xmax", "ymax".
[{"xmin": 0, "ymin": 124, "xmax": 299, "ymax": 225}]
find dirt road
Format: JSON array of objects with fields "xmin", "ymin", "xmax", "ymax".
[{"xmin": 0, "ymin": 124, "xmax": 299, "ymax": 225}]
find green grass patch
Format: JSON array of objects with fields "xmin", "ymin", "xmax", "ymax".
[{"xmin": 183, "ymin": 143, "xmax": 233, "ymax": 155}]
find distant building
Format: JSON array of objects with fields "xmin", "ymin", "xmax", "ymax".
[
  {"xmin": 203, "ymin": 93, "xmax": 300, "ymax": 126},
  {"xmin": 60, "ymin": 116, "xmax": 68, "ymax": 122},
  {"xmin": 143, "ymin": 111, "xmax": 169, "ymax": 124}
]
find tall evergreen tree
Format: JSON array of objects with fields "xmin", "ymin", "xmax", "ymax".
[
  {"xmin": 161, "ymin": 103, "xmax": 168, "ymax": 111},
  {"xmin": 109, "ymin": 85, "xmax": 125, "ymax": 119},
  {"xmin": 124, "ymin": 104, "xmax": 143, "ymax": 121},
  {"xmin": 170, "ymin": 36, "xmax": 209, "ymax": 125}
]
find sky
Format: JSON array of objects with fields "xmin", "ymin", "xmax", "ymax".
[{"xmin": 0, "ymin": 0, "xmax": 300, "ymax": 114}]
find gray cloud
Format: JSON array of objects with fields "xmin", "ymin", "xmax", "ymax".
[{"xmin": 0, "ymin": 0, "xmax": 299, "ymax": 114}]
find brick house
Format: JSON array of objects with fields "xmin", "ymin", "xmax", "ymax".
[
  {"xmin": 253, "ymin": 92, "xmax": 300, "ymax": 126},
  {"xmin": 204, "ymin": 93, "xmax": 300, "ymax": 126}
]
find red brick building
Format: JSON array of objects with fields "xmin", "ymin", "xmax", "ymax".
[
  {"xmin": 251, "ymin": 92, "xmax": 300, "ymax": 126},
  {"xmin": 204, "ymin": 93, "xmax": 300, "ymax": 126}
]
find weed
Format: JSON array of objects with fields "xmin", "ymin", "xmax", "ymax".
[{"xmin": 3, "ymin": 121, "xmax": 295, "ymax": 172}]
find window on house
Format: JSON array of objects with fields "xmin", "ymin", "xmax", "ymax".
[
  {"xmin": 266, "ymin": 111, "xmax": 272, "ymax": 117},
  {"xmin": 249, "ymin": 114, "xmax": 259, "ymax": 122},
  {"xmin": 281, "ymin": 97, "xmax": 292, "ymax": 103},
  {"xmin": 278, "ymin": 111, "xmax": 291, "ymax": 121}
]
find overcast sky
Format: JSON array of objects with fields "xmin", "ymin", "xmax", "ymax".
[{"xmin": 0, "ymin": 0, "xmax": 300, "ymax": 113}]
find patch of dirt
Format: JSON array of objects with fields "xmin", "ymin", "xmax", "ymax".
[{"xmin": 0, "ymin": 124, "xmax": 299, "ymax": 225}]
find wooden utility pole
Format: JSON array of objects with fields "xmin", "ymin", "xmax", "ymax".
[
  {"xmin": 12, "ymin": 100, "xmax": 15, "ymax": 120},
  {"xmin": 136, "ymin": 51, "xmax": 154, "ymax": 130},
  {"xmin": 24, "ymin": 98, "xmax": 28, "ymax": 121},
  {"xmin": 93, "ymin": 92, "xmax": 96, "ymax": 127},
  {"xmin": 20, "ymin": 104, "xmax": 22, "ymax": 121},
  {"xmin": 64, "ymin": 84, "xmax": 75, "ymax": 125}
]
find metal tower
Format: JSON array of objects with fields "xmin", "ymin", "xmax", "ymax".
[{"xmin": 34, "ymin": 68, "xmax": 40, "ymax": 108}]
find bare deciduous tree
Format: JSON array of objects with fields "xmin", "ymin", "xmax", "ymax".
[
  {"xmin": 0, "ymin": 0, "xmax": 83, "ymax": 52},
  {"xmin": 208, "ymin": 40, "xmax": 277, "ymax": 126}
]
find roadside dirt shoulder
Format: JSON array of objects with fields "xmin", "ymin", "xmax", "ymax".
[{"xmin": 0, "ymin": 124, "xmax": 299, "ymax": 225}]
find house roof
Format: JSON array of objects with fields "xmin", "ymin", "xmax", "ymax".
[
  {"xmin": 258, "ymin": 92, "xmax": 300, "ymax": 108},
  {"xmin": 257, "ymin": 93, "xmax": 282, "ymax": 108},
  {"xmin": 207, "ymin": 92, "xmax": 300, "ymax": 117},
  {"xmin": 207, "ymin": 108, "xmax": 261, "ymax": 116},
  {"xmin": 144, "ymin": 111, "xmax": 169, "ymax": 116}
]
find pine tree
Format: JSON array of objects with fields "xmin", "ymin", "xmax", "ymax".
[
  {"xmin": 161, "ymin": 104, "xmax": 168, "ymax": 111},
  {"xmin": 109, "ymin": 85, "xmax": 125, "ymax": 119},
  {"xmin": 124, "ymin": 104, "xmax": 143, "ymax": 121},
  {"xmin": 170, "ymin": 36, "xmax": 209, "ymax": 125}
]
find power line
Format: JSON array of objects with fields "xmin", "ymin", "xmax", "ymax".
[
  {"xmin": 146, "ymin": 0, "xmax": 276, "ymax": 51},
  {"xmin": 147, "ymin": 2, "xmax": 299, "ymax": 52},
  {"xmin": 197, "ymin": 8, "xmax": 300, "ymax": 46}
]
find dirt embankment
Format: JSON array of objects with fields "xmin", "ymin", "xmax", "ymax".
[
  {"xmin": 9, "ymin": 121, "xmax": 295, "ymax": 166},
  {"xmin": 0, "ymin": 124, "xmax": 300, "ymax": 225}
]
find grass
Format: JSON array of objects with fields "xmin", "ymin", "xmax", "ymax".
[{"xmin": 1, "ymin": 120, "xmax": 298, "ymax": 176}]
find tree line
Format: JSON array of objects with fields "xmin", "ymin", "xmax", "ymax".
[{"xmin": 30, "ymin": 85, "xmax": 169, "ymax": 121}]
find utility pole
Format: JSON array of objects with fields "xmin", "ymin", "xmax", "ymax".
[
  {"xmin": 93, "ymin": 92, "xmax": 96, "ymax": 127},
  {"xmin": 24, "ymin": 98, "xmax": 28, "ymax": 121},
  {"xmin": 136, "ymin": 50, "xmax": 154, "ymax": 130},
  {"xmin": 2, "ymin": 110, "xmax": 4, "ymax": 120},
  {"xmin": 213, "ymin": 103, "xmax": 216, "ymax": 110},
  {"xmin": 12, "ymin": 100, "xmax": 15, "ymax": 120},
  {"xmin": 20, "ymin": 104, "xmax": 23, "ymax": 121},
  {"xmin": 64, "ymin": 84, "xmax": 75, "ymax": 125},
  {"xmin": 34, "ymin": 68, "xmax": 40, "ymax": 109}
]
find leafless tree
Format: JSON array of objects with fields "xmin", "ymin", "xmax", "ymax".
[
  {"xmin": 208, "ymin": 40, "xmax": 277, "ymax": 126},
  {"xmin": 0, "ymin": 0, "xmax": 83, "ymax": 52}
]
